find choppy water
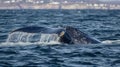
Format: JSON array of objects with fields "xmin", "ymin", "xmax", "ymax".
[{"xmin": 0, "ymin": 9, "xmax": 120, "ymax": 67}]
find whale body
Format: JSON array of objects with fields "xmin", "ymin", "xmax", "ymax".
[{"xmin": 9, "ymin": 26, "xmax": 101, "ymax": 44}]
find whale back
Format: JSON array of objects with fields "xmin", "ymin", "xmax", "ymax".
[{"xmin": 65, "ymin": 26, "xmax": 101, "ymax": 44}]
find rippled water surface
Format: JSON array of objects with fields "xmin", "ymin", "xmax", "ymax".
[{"xmin": 0, "ymin": 9, "xmax": 120, "ymax": 67}]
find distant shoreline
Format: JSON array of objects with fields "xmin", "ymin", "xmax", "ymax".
[
  {"xmin": 0, "ymin": 9, "xmax": 120, "ymax": 11},
  {"xmin": 0, "ymin": 3, "xmax": 120, "ymax": 10}
]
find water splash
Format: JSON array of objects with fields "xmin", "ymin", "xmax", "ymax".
[
  {"xmin": 6, "ymin": 32, "xmax": 61, "ymax": 45},
  {"xmin": 102, "ymin": 40, "xmax": 120, "ymax": 44}
]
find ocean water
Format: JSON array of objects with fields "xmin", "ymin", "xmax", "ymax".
[{"xmin": 0, "ymin": 9, "xmax": 120, "ymax": 67}]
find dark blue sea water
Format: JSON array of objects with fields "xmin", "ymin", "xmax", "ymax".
[{"xmin": 0, "ymin": 9, "xmax": 120, "ymax": 67}]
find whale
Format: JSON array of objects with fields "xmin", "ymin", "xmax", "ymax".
[{"xmin": 9, "ymin": 26, "xmax": 101, "ymax": 44}]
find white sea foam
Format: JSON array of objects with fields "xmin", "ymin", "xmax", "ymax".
[
  {"xmin": 102, "ymin": 40, "xmax": 120, "ymax": 44},
  {"xmin": 1, "ymin": 41, "xmax": 60, "ymax": 47}
]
